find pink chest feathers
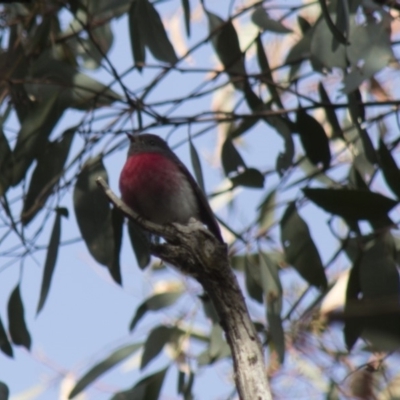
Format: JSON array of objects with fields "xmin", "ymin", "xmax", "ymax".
[{"xmin": 119, "ymin": 152, "xmax": 199, "ymax": 224}]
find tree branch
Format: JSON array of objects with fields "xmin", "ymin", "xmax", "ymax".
[{"xmin": 96, "ymin": 177, "xmax": 272, "ymax": 400}]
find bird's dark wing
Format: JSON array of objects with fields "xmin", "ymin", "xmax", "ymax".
[{"xmin": 171, "ymin": 154, "xmax": 223, "ymax": 243}]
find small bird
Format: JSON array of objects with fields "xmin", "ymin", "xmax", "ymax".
[{"xmin": 119, "ymin": 133, "xmax": 223, "ymax": 243}]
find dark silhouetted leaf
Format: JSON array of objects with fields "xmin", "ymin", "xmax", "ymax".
[
  {"xmin": 178, "ymin": 369, "xmax": 194, "ymax": 400},
  {"xmin": 21, "ymin": 127, "xmax": 75, "ymax": 225},
  {"xmin": 303, "ymin": 188, "xmax": 397, "ymax": 220},
  {"xmin": 318, "ymin": 82, "xmax": 343, "ymax": 139},
  {"xmin": 141, "ymin": 326, "xmax": 182, "ymax": 369},
  {"xmin": 270, "ymin": 116, "xmax": 295, "ymax": 175},
  {"xmin": 221, "ymin": 138, "xmax": 246, "ymax": 176},
  {"xmin": 181, "ymin": 0, "xmax": 191, "ymax": 37},
  {"xmin": 378, "ymin": 139, "xmax": 400, "ymax": 199},
  {"xmin": 252, "ymin": 7, "xmax": 292, "ymax": 33},
  {"xmin": 206, "ymin": 10, "xmax": 246, "ymax": 90},
  {"xmin": 0, "ymin": 382, "xmax": 8, "ymax": 400},
  {"xmin": 280, "ymin": 203, "xmax": 327, "ymax": 289},
  {"xmin": 68, "ymin": 343, "xmax": 142, "ymax": 399},
  {"xmin": 73, "ymin": 157, "xmax": 117, "ymax": 276},
  {"xmin": 128, "ymin": 0, "xmax": 146, "ymax": 69},
  {"xmin": 256, "ymin": 35, "xmax": 283, "ymax": 108},
  {"xmin": 0, "ymin": 317, "xmax": 13, "ymax": 358},
  {"xmin": 110, "ymin": 206, "xmax": 123, "ymax": 285},
  {"xmin": 230, "ymin": 168, "xmax": 264, "ymax": 188},
  {"xmin": 297, "ymin": 15, "xmax": 312, "ymax": 34},
  {"xmin": 130, "ymin": 289, "xmax": 184, "ymax": 331},
  {"xmin": 0, "ymin": 128, "xmax": 12, "ymax": 197},
  {"xmin": 37, "ymin": 208, "xmax": 68, "ymax": 315},
  {"xmin": 189, "ymin": 137, "xmax": 205, "ymax": 193},
  {"xmin": 296, "ymin": 109, "xmax": 331, "ymax": 169},
  {"xmin": 134, "ymin": 0, "xmax": 178, "ymax": 64},
  {"xmin": 111, "ymin": 367, "xmax": 168, "ymax": 400},
  {"xmin": 127, "ymin": 221, "xmax": 151, "ymax": 269},
  {"xmin": 7, "ymin": 285, "xmax": 31, "ymax": 350}
]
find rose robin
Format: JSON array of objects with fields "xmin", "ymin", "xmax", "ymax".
[{"xmin": 119, "ymin": 133, "xmax": 223, "ymax": 243}]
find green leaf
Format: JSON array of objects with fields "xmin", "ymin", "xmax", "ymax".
[
  {"xmin": 260, "ymin": 253, "xmax": 285, "ymax": 362},
  {"xmin": 296, "ymin": 109, "xmax": 331, "ymax": 169},
  {"xmin": 280, "ymin": 203, "xmax": 327, "ymax": 289},
  {"xmin": 11, "ymin": 93, "xmax": 64, "ymax": 187},
  {"xmin": 256, "ymin": 35, "xmax": 283, "ymax": 108},
  {"xmin": 141, "ymin": 326, "xmax": 182, "ymax": 369},
  {"xmin": 0, "ymin": 382, "xmax": 9, "ymax": 400},
  {"xmin": 73, "ymin": 157, "xmax": 117, "ymax": 276},
  {"xmin": 127, "ymin": 221, "xmax": 151, "ymax": 270},
  {"xmin": 27, "ymin": 55, "xmax": 121, "ymax": 110},
  {"xmin": 68, "ymin": 343, "xmax": 142, "ymax": 399},
  {"xmin": 111, "ymin": 367, "xmax": 168, "ymax": 400},
  {"xmin": 221, "ymin": 138, "xmax": 246, "ymax": 176},
  {"xmin": 128, "ymin": 0, "xmax": 146, "ymax": 69},
  {"xmin": 269, "ymin": 117, "xmax": 294, "ymax": 175},
  {"xmin": 21, "ymin": 127, "xmax": 75, "ymax": 225},
  {"xmin": 188, "ymin": 136, "xmax": 205, "ymax": 193},
  {"xmin": 37, "ymin": 208, "xmax": 67, "ymax": 315},
  {"xmin": 110, "ymin": 206, "xmax": 123, "ymax": 285},
  {"xmin": 7, "ymin": 285, "xmax": 31, "ymax": 350},
  {"xmin": 205, "ymin": 10, "xmax": 246, "ymax": 90},
  {"xmin": 257, "ymin": 189, "xmax": 276, "ymax": 233},
  {"xmin": 318, "ymin": 82, "xmax": 343, "ymax": 140},
  {"xmin": 317, "ymin": 0, "xmax": 348, "ymax": 45},
  {"xmin": 135, "ymin": 0, "xmax": 178, "ymax": 64},
  {"xmin": 208, "ymin": 323, "xmax": 230, "ymax": 360},
  {"xmin": 199, "ymin": 293, "xmax": 219, "ymax": 324},
  {"xmin": 244, "ymin": 258, "xmax": 263, "ymax": 303},
  {"xmin": 303, "ymin": 188, "xmax": 398, "ymax": 221},
  {"xmin": 378, "ymin": 139, "xmax": 400, "ymax": 199},
  {"xmin": 285, "ymin": 28, "xmax": 313, "ymax": 81},
  {"xmin": 181, "ymin": 0, "xmax": 191, "ymax": 37},
  {"xmin": 0, "ymin": 316, "xmax": 13, "ymax": 358},
  {"xmin": 251, "ymin": 7, "xmax": 292, "ymax": 34},
  {"xmin": 130, "ymin": 289, "xmax": 184, "ymax": 331}
]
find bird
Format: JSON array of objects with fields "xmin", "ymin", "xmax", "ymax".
[{"xmin": 119, "ymin": 133, "xmax": 223, "ymax": 243}]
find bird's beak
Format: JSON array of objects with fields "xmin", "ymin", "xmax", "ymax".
[{"xmin": 126, "ymin": 133, "xmax": 135, "ymax": 142}]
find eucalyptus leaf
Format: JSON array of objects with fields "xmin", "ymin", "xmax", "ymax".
[
  {"xmin": 68, "ymin": 343, "xmax": 142, "ymax": 399},
  {"xmin": 0, "ymin": 317, "xmax": 13, "ymax": 358},
  {"xmin": 111, "ymin": 367, "xmax": 168, "ymax": 400},
  {"xmin": 130, "ymin": 289, "xmax": 184, "ymax": 331},
  {"xmin": 206, "ymin": 10, "xmax": 246, "ymax": 90},
  {"xmin": 7, "ymin": 285, "xmax": 31, "ymax": 350},
  {"xmin": 252, "ymin": 7, "xmax": 292, "ymax": 33},
  {"xmin": 135, "ymin": 0, "xmax": 178, "ymax": 64},
  {"xmin": 280, "ymin": 203, "xmax": 327, "ymax": 289},
  {"xmin": 303, "ymin": 188, "xmax": 397, "ymax": 221},
  {"xmin": 37, "ymin": 208, "xmax": 68, "ymax": 315}
]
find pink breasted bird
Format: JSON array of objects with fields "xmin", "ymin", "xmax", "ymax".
[{"xmin": 119, "ymin": 133, "xmax": 223, "ymax": 243}]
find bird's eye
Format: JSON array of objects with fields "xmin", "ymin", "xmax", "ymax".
[{"xmin": 149, "ymin": 139, "xmax": 156, "ymax": 146}]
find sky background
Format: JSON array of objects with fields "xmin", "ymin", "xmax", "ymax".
[{"xmin": 2, "ymin": 0, "xmax": 399, "ymax": 399}]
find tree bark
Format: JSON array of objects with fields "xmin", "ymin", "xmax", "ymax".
[{"xmin": 96, "ymin": 177, "xmax": 272, "ymax": 400}]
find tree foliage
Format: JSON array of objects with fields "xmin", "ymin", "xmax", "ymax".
[{"xmin": 1, "ymin": 0, "xmax": 400, "ymax": 398}]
